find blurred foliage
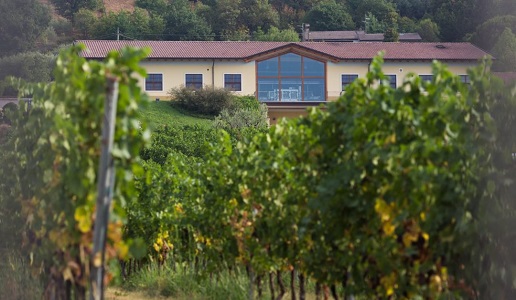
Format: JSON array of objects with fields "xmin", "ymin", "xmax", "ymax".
[{"xmin": 0, "ymin": 45, "xmax": 150, "ymax": 298}]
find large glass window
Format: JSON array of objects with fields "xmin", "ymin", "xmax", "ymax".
[
  {"xmin": 185, "ymin": 74, "xmax": 203, "ymax": 89},
  {"xmin": 257, "ymin": 53, "xmax": 325, "ymax": 102},
  {"xmin": 145, "ymin": 74, "xmax": 163, "ymax": 91},
  {"xmin": 224, "ymin": 74, "xmax": 242, "ymax": 91}
]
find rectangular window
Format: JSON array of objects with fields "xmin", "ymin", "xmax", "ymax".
[
  {"xmin": 342, "ymin": 74, "xmax": 358, "ymax": 90},
  {"xmin": 386, "ymin": 75, "xmax": 397, "ymax": 88},
  {"xmin": 185, "ymin": 74, "xmax": 203, "ymax": 89},
  {"xmin": 145, "ymin": 74, "xmax": 163, "ymax": 91},
  {"xmin": 420, "ymin": 75, "xmax": 433, "ymax": 82},
  {"xmin": 460, "ymin": 75, "xmax": 470, "ymax": 84},
  {"xmin": 224, "ymin": 74, "xmax": 242, "ymax": 91}
]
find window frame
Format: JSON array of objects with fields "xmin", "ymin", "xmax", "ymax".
[
  {"xmin": 386, "ymin": 74, "xmax": 397, "ymax": 89},
  {"xmin": 223, "ymin": 73, "xmax": 242, "ymax": 92},
  {"xmin": 341, "ymin": 74, "xmax": 359, "ymax": 91},
  {"xmin": 419, "ymin": 74, "xmax": 433, "ymax": 83},
  {"xmin": 185, "ymin": 74, "xmax": 203, "ymax": 89},
  {"xmin": 145, "ymin": 73, "xmax": 164, "ymax": 92},
  {"xmin": 459, "ymin": 75, "xmax": 470, "ymax": 84}
]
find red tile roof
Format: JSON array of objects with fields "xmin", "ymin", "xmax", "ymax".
[{"xmin": 77, "ymin": 40, "xmax": 491, "ymax": 61}]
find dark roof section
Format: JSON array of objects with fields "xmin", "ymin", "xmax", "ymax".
[
  {"xmin": 306, "ymin": 31, "xmax": 422, "ymax": 42},
  {"xmin": 77, "ymin": 40, "xmax": 491, "ymax": 61},
  {"xmin": 399, "ymin": 33, "xmax": 423, "ymax": 41},
  {"xmin": 493, "ymin": 72, "xmax": 516, "ymax": 85},
  {"xmin": 308, "ymin": 31, "xmax": 358, "ymax": 41}
]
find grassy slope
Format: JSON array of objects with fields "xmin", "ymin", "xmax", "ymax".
[{"xmin": 138, "ymin": 100, "xmax": 213, "ymax": 130}]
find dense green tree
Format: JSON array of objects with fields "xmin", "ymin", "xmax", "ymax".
[
  {"xmin": 432, "ymin": 0, "xmax": 476, "ymax": 41},
  {"xmin": 383, "ymin": 11, "xmax": 399, "ymax": 41},
  {"xmin": 239, "ymin": 0, "xmax": 280, "ymax": 33},
  {"xmin": 365, "ymin": 11, "xmax": 386, "ymax": 33},
  {"xmin": 417, "ymin": 18, "xmax": 440, "ymax": 42},
  {"xmin": 469, "ymin": 15, "xmax": 516, "ymax": 53},
  {"xmin": 347, "ymin": 0, "xmax": 396, "ymax": 29},
  {"xmin": 391, "ymin": 0, "xmax": 429, "ymax": 19},
  {"xmin": 303, "ymin": 1, "xmax": 354, "ymax": 31},
  {"xmin": 200, "ymin": 0, "xmax": 242, "ymax": 40},
  {"xmin": 50, "ymin": 0, "xmax": 103, "ymax": 19},
  {"xmin": 93, "ymin": 8, "xmax": 165, "ymax": 40},
  {"xmin": 73, "ymin": 8, "xmax": 97, "ymax": 39},
  {"xmin": 163, "ymin": 0, "xmax": 213, "ymax": 40},
  {"xmin": 491, "ymin": 28, "xmax": 516, "ymax": 72},
  {"xmin": 253, "ymin": 26, "xmax": 300, "ymax": 41},
  {"xmin": 398, "ymin": 16, "xmax": 418, "ymax": 33},
  {"xmin": 0, "ymin": 52, "xmax": 54, "ymax": 96},
  {"xmin": 0, "ymin": 0, "xmax": 51, "ymax": 57},
  {"xmin": 135, "ymin": 0, "xmax": 168, "ymax": 14}
]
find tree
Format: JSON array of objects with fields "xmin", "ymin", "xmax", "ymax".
[
  {"xmin": 469, "ymin": 15, "xmax": 516, "ymax": 53},
  {"xmin": 200, "ymin": 0, "xmax": 242, "ymax": 40},
  {"xmin": 135, "ymin": 0, "xmax": 168, "ymax": 14},
  {"xmin": 432, "ymin": 0, "xmax": 476, "ymax": 41},
  {"xmin": 390, "ymin": 0, "xmax": 429, "ymax": 19},
  {"xmin": 347, "ymin": 0, "xmax": 396, "ymax": 29},
  {"xmin": 418, "ymin": 18, "xmax": 440, "ymax": 42},
  {"xmin": 365, "ymin": 12, "xmax": 386, "ymax": 33},
  {"xmin": 239, "ymin": 0, "xmax": 280, "ymax": 33},
  {"xmin": 253, "ymin": 26, "xmax": 300, "ymax": 41},
  {"xmin": 163, "ymin": 0, "xmax": 213, "ymax": 41},
  {"xmin": 0, "ymin": 0, "xmax": 51, "ymax": 57},
  {"xmin": 383, "ymin": 11, "xmax": 399, "ymax": 41},
  {"xmin": 50, "ymin": 0, "xmax": 103, "ymax": 19},
  {"xmin": 93, "ymin": 8, "xmax": 165, "ymax": 40},
  {"xmin": 491, "ymin": 28, "xmax": 516, "ymax": 72},
  {"xmin": 303, "ymin": 0, "xmax": 355, "ymax": 31},
  {"xmin": 0, "ymin": 51, "xmax": 54, "ymax": 96},
  {"xmin": 398, "ymin": 16, "xmax": 418, "ymax": 33},
  {"xmin": 73, "ymin": 8, "xmax": 97, "ymax": 39}
]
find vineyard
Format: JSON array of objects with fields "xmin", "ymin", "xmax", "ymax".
[{"xmin": 1, "ymin": 46, "xmax": 516, "ymax": 300}]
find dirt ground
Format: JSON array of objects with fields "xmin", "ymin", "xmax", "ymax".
[
  {"xmin": 105, "ymin": 287, "xmax": 167, "ymax": 300},
  {"xmin": 103, "ymin": 0, "xmax": 135, "ymax": 13}
]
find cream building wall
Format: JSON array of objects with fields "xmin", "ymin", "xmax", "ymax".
[
  {"xmin": 381, "ymin": 61, "xmax": 474, "ymax": 87},
  {"xmin": 327, "ymin": 61, "xmax": 369, "ymax": 101},
  {"xmin": 137, "ymin": 58, "xmax": 477, "ymax": 101},
  {"xmin": 138, "ymin": 60, "xmax": 256, "ymax": 99}
]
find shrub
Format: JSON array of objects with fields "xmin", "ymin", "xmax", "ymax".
[
  {"xmin": 0, "ymin": 52, "xmax": 54, "ymax": 96},
  {"xmin": 169, "ymin": 86, "xmax": 235, "ymax": 116},
  {"xmin": 214, "ymin": 103, "xmax": 268, "ymax": 132}
]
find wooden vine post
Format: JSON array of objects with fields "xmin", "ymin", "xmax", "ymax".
[{"xmin": 90, "ymin": 76, "xmax": 119, "ymax": 300}]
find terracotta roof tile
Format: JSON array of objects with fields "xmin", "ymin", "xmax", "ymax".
[{"xmin": 77, "ymin": 40, "xmax": 491, "ymax": 61}]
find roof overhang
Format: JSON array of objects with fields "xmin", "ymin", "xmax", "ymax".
[{"xmin": 244, "ymin": 43, "xmax": 341, "ymax": 63}]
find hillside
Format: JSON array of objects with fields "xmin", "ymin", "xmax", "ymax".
[
  {"xmin": 103, "ymin": 0, "xmax": 135, "ymax": 13},
  {"xmin": 38, "ymin": 0, "xmax": 135, "ymax": 15}
]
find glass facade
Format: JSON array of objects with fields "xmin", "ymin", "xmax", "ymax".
[{"xmin": 257, "ymin": 53, "xmax": 325, "ymax": 102}]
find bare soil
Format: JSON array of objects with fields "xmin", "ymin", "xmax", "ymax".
[{"xmin": 106, "ymin": 287, "xmax": 168, "ymax": 300}]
